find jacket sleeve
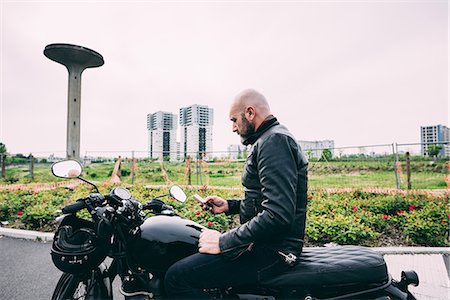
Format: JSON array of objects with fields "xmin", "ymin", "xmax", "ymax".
[
  {"xmin": 219, "ymin": 133, "xmax": 299, "ymax": 252},
  {"xmin": 226, "ymin": 199, "xmax": 241, "ymax": 215}
]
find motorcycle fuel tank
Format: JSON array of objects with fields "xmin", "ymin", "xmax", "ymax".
[{"xmin": 128, "ymin": 215, "xmax": 206, "ymax": 272}]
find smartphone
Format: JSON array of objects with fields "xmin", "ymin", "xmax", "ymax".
[
  {"xmin": 193, "ymin": 194, "xmax": 213, "ymax": 208},
  {"xmin": 193, "ymin": 194, "xmax": 206, "ymax": 203}
]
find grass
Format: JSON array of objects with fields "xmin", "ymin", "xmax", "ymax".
[{"xmin": 1, "ymin": 159, "xmax": 447, "ymax": 190}]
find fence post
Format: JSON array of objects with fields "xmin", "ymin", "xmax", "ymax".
[
  {"xmin": 196, "ymin": 156, "xmax": 200, "ymax": 185},
  {"xmin": 29, "ymin": 153, "xmax": 34, "ymax": 180},
  {"xmin": 131, "ymin": 151, "xmax": 135, "ymax": 184},
  {"xmin": 392, "ymin": 143, "xmax": 400, "ymax": 189},
  {"xmin": 187, "ymin": 156, "xmax": 191, "ymax": 186},
  {"xmin": 406, "ymin": 152, "xmax": 411, "ymax": 190},
  {"xmin": 0, "ymin": 154, "xmax": 5, "ymax": 178}
]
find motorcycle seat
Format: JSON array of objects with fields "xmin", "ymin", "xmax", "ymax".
[{"xmin": 261, "ymin": 245, "xmax": 388, "ymax": 288}]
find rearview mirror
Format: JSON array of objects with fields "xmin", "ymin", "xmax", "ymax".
[
  {"xmin": 169, "ymin": 185, "xmax": 187, "ymax": 202},
  {"xmin": 52, "ymin": 160, "xmax": 82, "ymax": 178}
]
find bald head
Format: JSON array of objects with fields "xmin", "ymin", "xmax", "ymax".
[
  {"xmin": 232, "ymin": 89, "xmax": 271, "ymax": 118},
  {"xmin": 229, "ymin": 89, "xmax": 273, "ymax": 137}
]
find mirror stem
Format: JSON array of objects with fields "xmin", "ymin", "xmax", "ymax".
[
  {"xmin": 78, "ymin": 177, "xmax": 100, "ymax": 193},
  {"xmin": 156, "ymin": 193, "xmax": 170, "ymax": 199}
]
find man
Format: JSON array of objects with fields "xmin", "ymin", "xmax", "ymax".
[{"xmin": 164, "ymin": 89, "xmax": 308, "ymax": 299}]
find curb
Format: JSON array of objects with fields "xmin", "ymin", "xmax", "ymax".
[
  {"xmin": 0, "ymin": 227, "xmax": 54, "ymax": 242},
  {"xmin": 1, "ymin": 227, "xmax": 450, "ymax": 255},
  {"xmin": 373, "ymin": 247, "xmax": 450, "ymax": 255}
]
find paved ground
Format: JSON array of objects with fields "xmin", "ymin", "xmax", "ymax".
[
  {"xmin": 0, "ymin": 236, "xmax": 125, "ymax": 300},
  {"xmin": 383, "ymin": 254, "xmax": 450, "ymax": 300},
  {"xmin": 0, "ymin": 236, "xmax": 60, "ymax": 299},
  {"xmin": 0, "ymin": 233, "xmax": 449, "ymax": 299}
]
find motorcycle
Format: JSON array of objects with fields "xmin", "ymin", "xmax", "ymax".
[{"xmin": 50, "ymin": 160, "xmax": 419, "ymax": 300}]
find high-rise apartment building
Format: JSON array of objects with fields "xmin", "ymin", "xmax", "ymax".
[
  {"xmin": 179, "ymin": 104, "xmax": 214, "ymax": 159},
  {"xmin": 147, "ymin": 111, "xmax": 178, "ymax": 162},
  {"xmin": 420, "ymin": 125, "xmax": 449, "ymax": 157}
]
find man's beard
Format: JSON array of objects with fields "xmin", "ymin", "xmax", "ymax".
[{"xmin": 239, "ymin": 113, "xmax": 256, "ymax": 139}]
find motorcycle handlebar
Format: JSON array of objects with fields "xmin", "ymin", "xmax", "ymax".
[
  {"xmin": 61, "ymin": 193, "xmax": 105, "ymax": 214},
  {"xmin": 62, "ymin": 200, "xmax": 87, "ymax": 214},
  {"xmin": 142, "ymin": 198, "xmax": 164, "ymax": 212}
]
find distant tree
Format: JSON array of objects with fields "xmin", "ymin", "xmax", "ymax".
[
  {"xmin": 0, "ymin": 142, "xmax": 5, "ymax": 178},
  {"xmin": 321, "ymin": 149, "xmax": 333, "ymax": 161},
  {"xmin": 0, "ymin": 142, "xmax": 6, "ymax": 154},
  {"xmin": 242, "ymin": 147, "xmax": 248, "ymax": 159},
  {"xmin": 237, "ymin": 147, "xmax": 243, "ymax": 160},
  {"xmin": 427, "ymin": 144, "xmax": 443, "ymax": 158},
  {"xmin": 305, "ymin": 150, "xmax": 314, "ymax": 161},
  {"xmin": 358, "ymin": 147, "xmax": 367, "ymax": 157}
]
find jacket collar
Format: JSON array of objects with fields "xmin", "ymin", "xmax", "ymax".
[{"xmin": 242, "ymin": 115, "xmax": 279, "ymax": 146}]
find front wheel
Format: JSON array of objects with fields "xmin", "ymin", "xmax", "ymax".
[{"xmin": 51, "ymin": 268, "xmax": 111, "ymax": 300}]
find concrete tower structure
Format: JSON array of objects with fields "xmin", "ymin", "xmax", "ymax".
[
  {"xmin": 44, "ymin": 43, "xmax": 104, "ymax": 160},
  {"xmin": 179, "ymin": 104, "xmax": 213, "ymax": 160},
  {"xmin": 147, "ymin": 111, "xmax": 178, "ymax": 162}
]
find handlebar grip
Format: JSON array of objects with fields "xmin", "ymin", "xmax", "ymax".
[{"xmin": 62, "ymin": 200, "xmax": 87, "ymax": 214}]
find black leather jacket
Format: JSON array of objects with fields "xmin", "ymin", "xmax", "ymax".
[{"xmin": 219, "ymin": 116, "xmax": 308, "ymax": 259}]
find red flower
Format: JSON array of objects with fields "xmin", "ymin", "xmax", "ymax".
[
  {"xmin": 382, "ymin": 214, "xmax": 389, "ymax": 220},
  {"xmin": 195, "ymin": 211, "xmax": 201, "ymax": 216},
  {"xmin": 447, "ymin": 213, "xmax": 450, "ymax": 218},
  {"xmin": 396, "ymin": 210, "xmax": 404, "ymax": 215},
  {"xmin": 409, "ymin": 205, "xmax": 415, "ymax": 211},
  {"xmin": 17, "ymin": 211, "xmax": 23, "ymax": 216},
  {"xmin": 352, "ymin": 206, "xmax": 358, "ymax": 212},
  {"xmin": 207, "ymin": 221, "xmax": 213, "ymax": 227},
  {"xmin": 308, "ymin": 195, "xmax": 313, "ymax": 200}
]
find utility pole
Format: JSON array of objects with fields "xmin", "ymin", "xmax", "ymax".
[
  {"xmin": 131, "ymin": 151, "xmax": 135, "ymax": 184},
  {"xmin": 44, "ymin": 43, "xmax": 104, "ymax": 160}
]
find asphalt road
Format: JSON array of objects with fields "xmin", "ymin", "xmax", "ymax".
[
  {"xmin": 1, "ymin": 235, "xmax": 448, "ymax": 299},
  {"xmin": 0, "ymin": 236, "xmax": 61, "ymax": 300},
  {"xmin": 0, "ymin": 236, "xmax": 126, "ymax": 300}
]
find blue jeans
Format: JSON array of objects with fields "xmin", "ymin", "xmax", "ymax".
[{"xmin": 164, "ymin": 246, "xmax": 288, "ymax": 299}]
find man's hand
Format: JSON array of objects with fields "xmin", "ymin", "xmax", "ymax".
[
  {"xmin": 203, "ymin": 196, "xmax": 229, "ymax": 214},
  {"xmin": 198, "ymin": 229, "xmax": 221, "ymax": 254}
]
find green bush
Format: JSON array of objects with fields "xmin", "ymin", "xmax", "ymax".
[
  {"xmin": 306, "ymin": 213, "xmax": 378, "ymax": 245},
  {"xmin": 0, "ymin": 186, "xmax": 448, "ymax": 247},
  {"xmin": 22, "ymin": 203, "xmax": 58, "ymax": 231},
  {"xmin": 402, "ymin": 202, "xmax": 449, "ymax": 246}
]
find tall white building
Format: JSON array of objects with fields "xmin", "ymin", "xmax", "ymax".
[
  {"xmin": 298, "ymin": 140, "xmax": 335, "ymax": 159},
  {"xmin": 179, "ymin": 104, "xmax": 214, "ymax": 160},
  {"xmin": 420, "ymin": 125, "xmax": 449, "ymax": 157},
  {"xmin": 147, "ymin": 111, "xmax": 178, "ymax": 162}
]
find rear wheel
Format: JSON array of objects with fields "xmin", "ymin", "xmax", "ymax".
[{"xmin": 51, "ymin": 271, "xmax": 110, "ymax": 300}]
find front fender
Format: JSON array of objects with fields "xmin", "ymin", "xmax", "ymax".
[{"xmin": 85, "ymin": 263, "xmax": 112, "ymax": 300}]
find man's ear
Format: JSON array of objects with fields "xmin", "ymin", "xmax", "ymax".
[{"xmin": 246, "ymin": 106, "xmax": 256, "ymax": 120}]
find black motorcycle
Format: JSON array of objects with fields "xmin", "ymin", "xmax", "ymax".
[{"xmin": 50, "ymin": 160, "xmax": 419, "ymax": 300}]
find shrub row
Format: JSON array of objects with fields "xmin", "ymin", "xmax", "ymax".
[{"xmin": 0, "ymin": 186, "xmax": 448, "ymax": 247}]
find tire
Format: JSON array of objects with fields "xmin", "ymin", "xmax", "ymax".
[{"xmin": 51, "ymin": 270, "xmax": 111, "ymax": 300}]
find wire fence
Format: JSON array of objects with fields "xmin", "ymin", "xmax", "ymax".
[{"xmin": 0, "ymin": 142, "xmax": 448, "ymax": 191}]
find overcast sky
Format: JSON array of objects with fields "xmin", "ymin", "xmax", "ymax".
[{"xmin": 0, "ymin": 0, "xmax": 448, "ymax": 157}]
